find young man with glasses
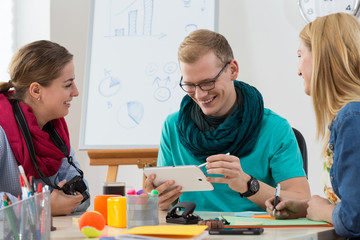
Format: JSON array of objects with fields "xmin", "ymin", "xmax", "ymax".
[{"xmin": 145, "ymin": 29, "xmax": 310, "ymax": 212}]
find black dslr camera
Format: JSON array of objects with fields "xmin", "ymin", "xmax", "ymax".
[{"xmin": 61, "ymin": 175, "xmax": 90, "ymax": 203}]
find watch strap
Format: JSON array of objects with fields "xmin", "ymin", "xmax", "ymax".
[{"xmin": 239, "ymin": 175, "xmax": 259, "ymax": 198}]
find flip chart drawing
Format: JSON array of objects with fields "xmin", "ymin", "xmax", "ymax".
[{"xmin": 80, "ymin": 0, "xmax": 218, "ymax": 149}]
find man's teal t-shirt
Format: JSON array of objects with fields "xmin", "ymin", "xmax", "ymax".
[{"xmin": 157, "ymin": 108, "xmax": 305, "ymax": 212}]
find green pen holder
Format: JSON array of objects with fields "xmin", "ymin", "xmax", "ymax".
[{"xmin": 0, "ymin": 190, "xmax": 51, "ymax": 240}]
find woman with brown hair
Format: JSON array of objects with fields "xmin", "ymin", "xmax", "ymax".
[{"xmin": 0, "ymin": 40, "xmax": 90, "ymax": 216}]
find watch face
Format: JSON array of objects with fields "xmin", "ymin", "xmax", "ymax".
[
  {"xmin": 298, "ymin": 0, "xmax": 360, "ymax": 23},
  {"xmin": 249, "ymin": 178, "xmax": 260, "ymax": 192}
]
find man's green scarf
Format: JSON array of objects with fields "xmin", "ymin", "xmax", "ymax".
[{"xmin": 177, "ymin": 80, "xmax": 264, "ymax": 160}]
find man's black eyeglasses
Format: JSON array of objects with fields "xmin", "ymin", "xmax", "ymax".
[{"xmin": 179, "ymin": 62, "xmax": 230, "ymax": 93}]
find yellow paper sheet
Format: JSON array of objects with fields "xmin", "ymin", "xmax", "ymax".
[{"xmin": 119, "ymin": 225, "xmax": 208, "ymax": 239}]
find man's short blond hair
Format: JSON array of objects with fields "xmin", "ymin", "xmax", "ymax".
[{"xmin": 178, "ymin": 29, "xmax": 234, "ymax": 67}]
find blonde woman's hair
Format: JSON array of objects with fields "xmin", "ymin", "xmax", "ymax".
[
  {"xmin": 0, "ymin": 40, "xmax": 73, "ymax": 100},
  {"xmin": 178, "ymin": 29, "xmax": 234, "ymax": 67},
  {"xmin": 299, "ymin": 13, "xmax": 360, "ymax": 153}
]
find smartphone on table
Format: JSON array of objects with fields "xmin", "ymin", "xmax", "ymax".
[{"xmin": 209, "ymin": 228, "xmax": 264, "ymax": 235}]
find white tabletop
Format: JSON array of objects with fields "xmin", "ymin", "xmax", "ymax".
[{"xmin": 51, "ymin": 211, "xmax": 343, "ymax": 240}]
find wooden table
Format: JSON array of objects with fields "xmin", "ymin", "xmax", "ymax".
[{"xmin": 51, "ymin": 211, "xmax": 344, "ymax": 239}]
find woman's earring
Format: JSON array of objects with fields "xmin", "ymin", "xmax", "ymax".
[{"xmin": 37, "ymin": 97, "xmax": 40, "ymax": 101}]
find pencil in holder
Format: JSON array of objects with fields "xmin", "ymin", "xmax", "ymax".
[{"xmin": 0, "ymin": 190, "xmax": 51, "ymax": 240}]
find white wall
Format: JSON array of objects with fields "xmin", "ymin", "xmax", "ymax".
[
  {"xmin": 0, "ymin": 0, "xmax": 50, "ymax": 82},
  {"xmin": 0, "ymin": 1, "xmax": 14, "ymax": 81},
  {"xmin": 47, "ymin": 0, "xmax": 323, "ymax": 210},
  {"xmin": 218, "ymin": 2, "xmax": 323, "ymax": 193},
  {"xmin": 13, "ymin": 0, "xmax": 50, "ymax": 49}
]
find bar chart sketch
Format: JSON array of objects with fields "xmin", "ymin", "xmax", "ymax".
[
  {"xmin": 80, "ymin": 0, "xmax": 216, "ymax": 148},
  {"xmin": 107, "ymin": 0, "xmax": 155, "ymax": 37}
]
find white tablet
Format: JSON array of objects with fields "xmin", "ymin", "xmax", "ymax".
[{"xmin": 143, "ymin": 165, "xmax": 214, "ymax": 192}]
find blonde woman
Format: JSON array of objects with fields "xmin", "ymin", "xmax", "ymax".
[{"xmin": 265, "ymin": 13, "xmax": 360, "ymax": 238}]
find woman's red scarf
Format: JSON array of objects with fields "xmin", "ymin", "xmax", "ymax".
[{"xmin": 0, "ymin": 92, "xmax": 70, "ymax": 178}]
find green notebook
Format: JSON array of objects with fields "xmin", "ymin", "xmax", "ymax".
[{"xmin": 224, "ymin": 216, "xmax": 330, "ymax": 226}]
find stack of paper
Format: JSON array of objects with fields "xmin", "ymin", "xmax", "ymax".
[{"xmin": 115, "ymin": 225, "xmax": 208, "ymax": 240}]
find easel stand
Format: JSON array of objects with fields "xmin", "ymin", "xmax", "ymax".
[{"xmin": 87, "ymin": 149, "xmax": 158, "ymax": 182}]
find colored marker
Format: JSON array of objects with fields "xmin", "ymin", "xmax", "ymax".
[
  {"xmin": 29, "ymin": 176, "xmax": 36, "ymax": 196},
  {"xmin": 19, "ymin": 175, "xmax": 29, "ymax": 199},
  {"xmin": 18, "ymin": 165, "xmax": 30, "ymax": 192},
  {"xmin": 126, "ymin": 188, "xmax": 136, "ymax": 195},
  {"xmin": 150, "ymin": 189, "xmax": 159, "ymax": 195},
  {"xmin": 136, "ymin": 189, "xmax": 145, "ymax": 195},
  {"xmin": 37, "ymin": 183, "xmax": 43, "ymax": 194},
  {"xmin": 3, "ymin": 196, "xmax": 19, "ymax": 240}
]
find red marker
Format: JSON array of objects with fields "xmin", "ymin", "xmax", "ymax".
[
  {"xmin": 19, "ymin": 175, "xmax": 29, "ymax": 199},
  {"xmin": 37, "ymin": 183, "xmax": 43, "ymax": 194}
]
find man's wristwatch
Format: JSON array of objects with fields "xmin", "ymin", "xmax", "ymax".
[{"xmin": 239, "ymin": 175, "xmax": 260, "ymax": 198}]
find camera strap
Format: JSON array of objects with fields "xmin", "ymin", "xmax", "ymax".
[
  {"xmin": 12, "ymin": 100, "xmax": 83, "ymax": 190},
  {"xmin": 43, "ymin": 121, "xmax": 84, "ymax": 178}
]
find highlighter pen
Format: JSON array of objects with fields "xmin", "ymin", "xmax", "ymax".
[
  {"xmin": 198, "ymin": 152, "xmax": 230, "ymax": 168},
  {"xmin": 272, "ymin": 183, "xmax": 281, "ymax": 216}
]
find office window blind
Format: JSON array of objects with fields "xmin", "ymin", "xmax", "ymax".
[{"xmin": 0, "ymin": 1, "xmax": 14, "ymax": 82}]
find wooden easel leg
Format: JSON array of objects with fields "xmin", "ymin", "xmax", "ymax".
[{"xmin": 106, "ymin": 165, "xmax": 118, "ymax": 182}]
